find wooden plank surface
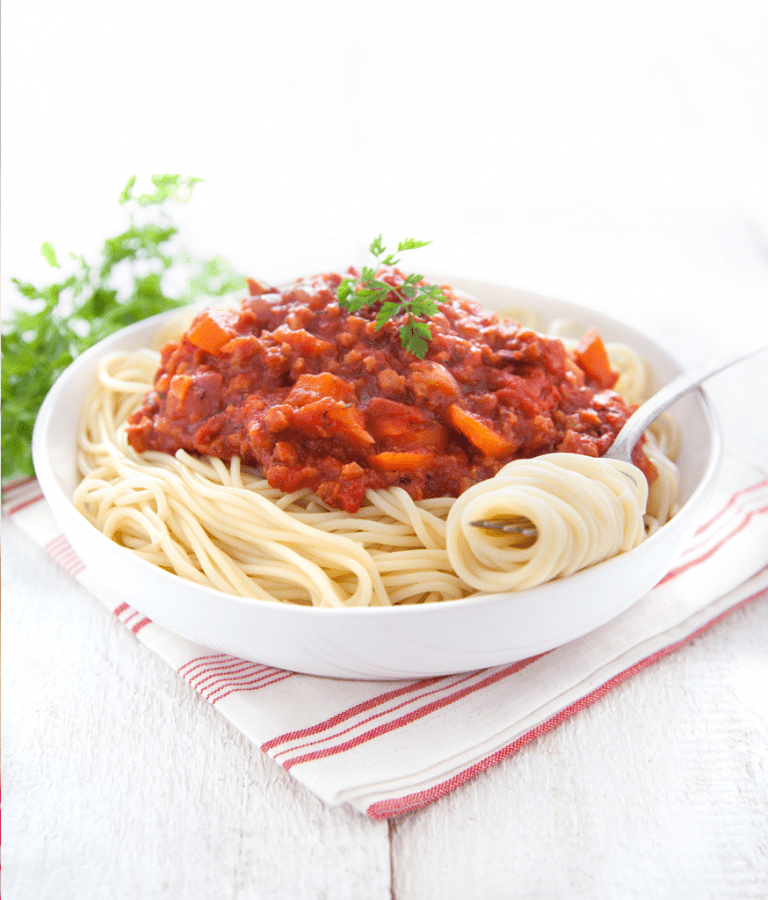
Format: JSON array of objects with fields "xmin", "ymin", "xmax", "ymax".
[
  {"xmin": 5, "ymin": 510, "xmax": 766, "ymax": 898},
  {"xmin": 390, "ymin": 598, "xmax": 768, "ymax": 899},
  {"xmin": 4, "ymin": 307, "xmax": 768, "ymax": 900},
  {"xmin": 2, "ymin": 522, "xmax": 392, "ymax": 899},
  {"xmin": 4, "ymin": 1, "xmax": 768, "ymax": 894}
]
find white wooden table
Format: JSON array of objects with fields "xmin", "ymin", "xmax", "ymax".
[
  {"xmin": 4, "ymin": 231, "xmax": 768, "ymax": 897},
  {"xmin": 5, "ymin": 0, "xmax": 768, "ymax": 890}
]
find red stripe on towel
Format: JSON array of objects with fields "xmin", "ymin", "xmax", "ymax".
[
  {"xmin": 660, "ymin": 503, "xmax": 768, "ymax": 584},
  {"xmin": 366, "ymin": 576, "xmax": 768, "ymax": 819},
  {"xmin": 270, "ymin": 669, "xmax": 499, "ymax": 760},
  {"xmin": 278, "ymin": 656, "xmax": 546, "ymax": 771},
  {"xmin": 208, "ymin": 671, "xmax": 294, "ymax": 704},
  {"xmin": 5, "ymin": 491, "xmax": 45, "ymax": 515},
  {"xmin": 261, "ymin": 676, "xmax": 456, "ymax": 753},
  {"xmin": 693, "ymin": 479, "xmax": 767, "ymax": 536}
]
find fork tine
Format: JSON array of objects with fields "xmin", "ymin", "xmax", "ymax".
[{"xmin": 469, "ymin": 519, "xmax": 537, "ymax": 538}]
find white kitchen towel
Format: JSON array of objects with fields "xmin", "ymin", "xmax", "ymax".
[{"xmin": 4, "ymin": 448, "xmax": 767, "ymax": 818}]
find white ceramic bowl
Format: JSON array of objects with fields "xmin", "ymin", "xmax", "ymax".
[{"xmin": 32, "ymin": 278, "xmax": 722, "ymax": 679}]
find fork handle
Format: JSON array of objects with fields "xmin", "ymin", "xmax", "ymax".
[{"xmin": 604, "ymin": 341, "xmax": 768, "ymax": 463}]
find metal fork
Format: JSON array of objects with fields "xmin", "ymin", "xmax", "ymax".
[{"xmin": 471, "ymin": 341, "xmax": 767, "ymax": 538}]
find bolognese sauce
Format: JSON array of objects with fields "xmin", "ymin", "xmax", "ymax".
[{"xmin": 126, "ymin": 269, "xmax": 653, "ymax": 513}]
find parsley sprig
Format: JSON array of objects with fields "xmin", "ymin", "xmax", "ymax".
[
  {"xmin": 337, "ymin": 235, "xmax": 445, "ymax": 358},
  {"xmin": 1, "ymin": 174, "xmax": 245, "ymax": 484}
]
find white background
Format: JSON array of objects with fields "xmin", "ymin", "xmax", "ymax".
[
  {"xmin": 4, "ymin": 0, "xmax": 768, "ymax": 328},
  {"xmin": 3, "ymin": 2, "xmax": 768, "ymax": 898}
]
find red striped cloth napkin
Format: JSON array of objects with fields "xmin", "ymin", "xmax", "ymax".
[{"xmin": 4, "ymin": 449, "xmax": 768, "ymax": 818}]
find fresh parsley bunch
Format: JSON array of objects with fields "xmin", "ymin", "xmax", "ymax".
[
  {"xmin": 1, "ymin": 174, "xmax": 245, "ymax": 484},
  {"xmin": 337, "ymin": 235, "xmax": 445, "ymax": 359}
]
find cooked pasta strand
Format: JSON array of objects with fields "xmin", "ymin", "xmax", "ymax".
[{"xmin": 74, "ymin": 333, "xmax": 680, "ymax": 606}]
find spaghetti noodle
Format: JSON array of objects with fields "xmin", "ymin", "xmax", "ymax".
[{"xmin": 73, "ymin": 298, "xmax": 681, "ymax": 606}]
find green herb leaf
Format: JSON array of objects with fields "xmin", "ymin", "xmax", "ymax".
[
  {"xmin": 397, "ymin": 238, "xmax": 432, "ymax": 252},
  {"xmin": 369, "ymin": 234, "xmax": 386, "ymax": 257},
  {"xmin": 374, "ymin": 301, "xmax": 402, "ymax": 329},
  {"xmin": 410, "ymin": 321, "xmax": 433, "ymax": 339},
  {"xmin": 337, "ymin": 278, "xmax": 355, "ymax": 307},
  {"xmin": 119, "ymin": 173, "xmax": 204, "ymax": 208},
  {"xmin": 336, "ymin": 235, "xmax": 444, "ymax": 357},
  {"xmin": 1, "ymin": 174, "xmax": 245, "ymax": 485},
  {"xmin": 118, "ymin": 175, "xmax": 137, "ymax": 205},
  {"xmin": 40, "ymin": 241, "xmax": 60, "ymax": 268},
  {"xmin": 410, "ymin": 297, "xmax": 440, "ymax": 318},
  {"xmin": 399, "ymin": 322, "xmax": 429, "ymax": 359}
]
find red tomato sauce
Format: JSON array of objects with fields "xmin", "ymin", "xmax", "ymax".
[{"xmin": 126, "ymin": 270, "xmax": 654, "ymax": 512}]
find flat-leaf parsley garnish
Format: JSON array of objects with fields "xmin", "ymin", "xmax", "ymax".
[
  {"xmin": 1, "ymin": 174, "xmax": 245, "ymax": 484},
  {"xmin": 337, "ymin": 235, "xmax": 445, "ymax": 359}
]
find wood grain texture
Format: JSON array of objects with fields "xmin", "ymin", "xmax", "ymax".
[
  {"xmin": 3, "ymin": 242, "xmax": 767, "ymax": 899},
  {"xmin": 2, "ymin": 521, "xmax": 391, "ymax": 900},
  {"xmin": 390, "ymin": 597, "xmax": 768, "ymax": 899}
]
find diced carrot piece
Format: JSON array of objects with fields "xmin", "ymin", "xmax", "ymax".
[
  {"xmin": 186, "ymin": 309, "xmax": 237, "ymax": 355},
  {"xmin": 291, "ymin": 398, "xmax": 375, "ymax": 447},
  {"xmin": 366, "ymin": 397, "xmax": 430, "ymax": 437},
  {"xmin": 365, "ymin": 397, "xmax": 447, "ymax": 450},
  {"xmin": 276, "ymin": 328, "xmax": 335, "ymax": 358},
  {"xmin": 404, "ymin": 424, "xmax": 448, "ymax": 452},
  {"xmin": 327, "ymin": 406, "xmax": 376, "ymax": 447},
  {"xmin": 166, "ymin": 374, "xmax": 192, "ymax": 417},
  {"xmin": 246, "ymin": 277, "xmax": 273, "ymax": 296},
  {"xmin": 447, "ymin": 404, "xmax": 516, "ymax": 459},
  {"xmin": 168, "ymin": 374, "xmax": 192, "ymax": 403},
  {"xmin": 368, "ymin": 450, "xmax": 435, "ymax": 471},
  {"xmin": 574, "ymin": 327, "xmax": 618, "ymax": 389},
  {"xmin": 286, "ymin": 372, "xmax": 355, "ymax": 405}
]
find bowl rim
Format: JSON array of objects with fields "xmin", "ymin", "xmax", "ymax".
[{"xmin": 32, "ymin": 278, "xmax": 723, "ymax": 621}]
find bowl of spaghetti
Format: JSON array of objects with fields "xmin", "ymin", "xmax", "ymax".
[{"xmin": 33, "ymin": 276, "xmax": 721, "ymax": 679}]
